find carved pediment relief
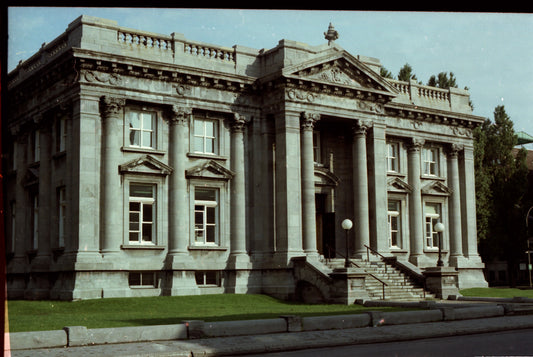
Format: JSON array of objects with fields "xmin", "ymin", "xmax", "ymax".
[
  {"xmin": 119, "ymin": 155, "xmax": 173, "ymax": 176},
  {"xmin": 387, "ymin": 177, "xmax": 413, "ymax": 193},
  {"xmin": 282, "ymin": 52, "xmax": 398, "ymax": 98},
  {"xmin": 186, "ymin": 160, "xmax": 235, "ymax": 180},
  {"xmin": 421, "ymin": 180, "xmax": 452, "ymax": 196}
]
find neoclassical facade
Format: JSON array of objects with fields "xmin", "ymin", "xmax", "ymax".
[{"xmin": 4, "ymin": 16, "xmax": 487, "ymax": 301}]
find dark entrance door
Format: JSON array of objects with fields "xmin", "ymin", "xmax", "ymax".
[{"xmin": 316, "ymin": 194, "xmax": 336, "ymax": 258}]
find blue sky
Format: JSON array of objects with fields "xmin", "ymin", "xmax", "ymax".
[{"xmin": 7, "ymin": 8, "xmax": 533, "ymax": 142}]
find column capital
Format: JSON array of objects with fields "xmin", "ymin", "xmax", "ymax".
[
  {"xmin": 100, "ymin": 96, "xmax": 125, "ymax": 118},
  {"xmin": 447, "ymin": 143, "xmax": 464, "ymax": 157},
  {"xmin": 408, "ymin": 138, "xmax": 425, "ymax": 152},
  {"xmin": 231, "ymin": 113, "xmax": 248, "ymax": 133},
  {"xmin": 170, "ymin": 105, "xmax": 192, "ymax": 125},
  {"xmin": 352, "ymin": 119, "xmax": 372, "ymax": 136},
  {"xmin": 300, "ymin": 112, "xmax": 320, "ymax": 131}
]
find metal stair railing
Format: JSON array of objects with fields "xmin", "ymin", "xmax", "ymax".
[{"xmin": 325, "ymin": 245, "xmax": 388, "ymax": 300}]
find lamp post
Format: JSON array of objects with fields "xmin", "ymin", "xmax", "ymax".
[
  {"xmin": 341, "ymin": 219, "xmax": 353, "ymax": 268},
  {"xmin": 434, "ymin": 222, "xmax": 445, "ymax": 267}
]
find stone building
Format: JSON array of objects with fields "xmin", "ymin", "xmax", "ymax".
[{"xmin": 4, "ymin": 16, "xmax": 487, "ymax": 301}]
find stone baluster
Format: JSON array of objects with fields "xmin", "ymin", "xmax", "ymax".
[{"xmin": 300, "ymin": 112, "xmax": 319, "ymax": 256}]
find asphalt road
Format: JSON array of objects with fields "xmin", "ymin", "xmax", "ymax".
[{"xmin": 243, "ymin": 328, "xmax": 533, "ymax": 357}]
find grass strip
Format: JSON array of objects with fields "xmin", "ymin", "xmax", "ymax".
[
  {"xmin": 459, "ymin": 287, "xmax": 533, "ymax": 298},
  {"xmin": 7, "ymin": 294, "xmax": 413, "ymax": 333}
]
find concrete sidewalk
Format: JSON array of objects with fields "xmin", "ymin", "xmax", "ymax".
[{"xmin": 8, "ymin": 315, "xmax": 533, "ymax": 357}]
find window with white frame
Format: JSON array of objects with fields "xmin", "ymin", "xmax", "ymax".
[
  {"xmin": 387, "ymin": 200, "xmax": 401, "ymax": 248},
  {"xmin": 32, "ymin": 194, "xmax": 39, "ymax": 250},
  {"xmin": 193, "ymin": 118, "xmax": 218, "ymax": 155},
  {"xmin": 57, "ymin": 187, "xmax": 66, "ymax": 248},
  {"xmin": 387, "ymin": 142, "xmax": 399, "ymax": 173},
  {"xmin": 425, "ymin": 202, "xmax": 441, "ymax": 248},
  {"xmin": 422, "ymin": 147, "xmax": 439, "ymax": 176},
  {"xmin": 128, "ymin": 272, "xmax": 157, "ymax": 288},
  {"xmin": 128, "ymin": 183, "xmax": 155, "ymax": 244},
  {"xmin": 126, "ymin": 109, "xmax": 156, "ymax": 149},
  {"xmin": 194, "ymin": 187, "xmax": 218, "ymax": 245}
]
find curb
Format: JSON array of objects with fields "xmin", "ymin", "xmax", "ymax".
[{"xmin": 7, "ymin": 300, "xmax": 533, "ymax": 351}]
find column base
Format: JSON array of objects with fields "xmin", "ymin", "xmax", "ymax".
[
  {"xmin": 227, "ymin": 253, "xmax": 252, "ymax": 270},
  {"xmin": 165, "ymin": 253, "xmax": 194, "ymax": 270}
]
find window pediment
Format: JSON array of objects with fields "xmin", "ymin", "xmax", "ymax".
[
  {"xmin": 186, "ymin": 160, "xmax": 235, "ymax": 180},
  {"xmin": 119, "ymin": 155, "xmax": 172, "ymax": 176},
  {"xmin": 387, "ymin": 177, "xmax": 413, "ymax": 193},
  {"xmin": 314, "ymin": 166, "xmax": 340, "ymax": 187},
  {"xmin": 421, "ymin": 180, "xmax": 452, "ymax": 196}
]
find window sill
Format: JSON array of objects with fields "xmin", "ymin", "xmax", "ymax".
[
  {"xmin": 121, "ymin": 244, "xmax": 165, "ymax": 250},
  {"xmin": 188, "ymin": 245, "xmax": 228, "ymax": 251},
  {"xmin": 387, "ymin": 172, "xmax": 406, "ymax": 178},
  {"xmin": 421, "ymin": 175, "xmax": 445, "ymax": 181},
  {"xmin": 187, "ymin": 152, "xmax": 227, "ymax": 161},
  {"xmin": 121, "ymin": 147, "xmax": 166, "ymax": 156}
]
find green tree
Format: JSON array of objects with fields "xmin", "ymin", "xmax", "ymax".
[
  {"xmin": 380, "ymin": 66, "xmax": 393, "ymax": 79},
  {"xmin": 427, "ymin": 71, "xmax": 458, "ymax": 89},
  {"xmin": 397, "ymin": 63, "xmax": 418, "ymax": 82},
  {"xmin": 475, "ymin": 105, "xmax": 529, "ymax": 286}
]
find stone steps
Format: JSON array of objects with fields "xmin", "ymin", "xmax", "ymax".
[{"xmin": 324, "ymin": 258, "xmax": 433, "ymax": 301}]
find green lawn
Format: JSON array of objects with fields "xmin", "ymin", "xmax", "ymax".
[
  {"xmin": 6, "ymin": 294, "xmax": 410, "ymax": 333},
  {"xmin": 460, "ymin": 287, "xmax": 533, "ymax": 298}
]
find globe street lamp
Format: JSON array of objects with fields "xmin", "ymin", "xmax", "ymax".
[
  {"xmin": 434, "ymin": 222, "xmax": 445, "ymax": 267},
  {"xmin": 341, "ymin": 219, "xmax": 353, "ymax": 268}
]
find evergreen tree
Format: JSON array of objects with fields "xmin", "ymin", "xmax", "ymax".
[
  {"xmin": 380, "ymin": 66, "xmax": 393, "ymax": 79},
  {"xmin": 475, "ymin": 105, "xmax": 529, "ymax": 286},
  {"xmin": 427, "ymin": 72, "xmax": 458, "ymax": 89},
  {"xmin": 397, "ymin": 63, "xmax": 418, "ymax": 82}
]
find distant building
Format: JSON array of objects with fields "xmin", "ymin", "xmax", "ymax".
[{"xmin": 4, "ymin": 16, "xmax": 487, "ymax": 301}]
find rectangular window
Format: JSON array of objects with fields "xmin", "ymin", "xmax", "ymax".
[
  {"xmin": 127, "ymin": 110, "xmax": 155, "ymax": 149},
  {"xmin": 194, "ymin": 187, "xmax": 218, "ymax": 245},
  {"xmin": 129, "ymin": 183, "xmax": 155, "ymax": 244},
  {"xmin": 56, "ymin": 117, "xmax": 67, "ymax": 152},
  {"xmin": 193, "ymin": 118, "xmax": 217, "ymax": 154},
  {"xmin": 313, "ymin": 131, "xmax": 321, "ymax": 163},
  {"xmin": 387, "ymin": 200, "xmax": 401, "ymax": 248},
  {"xmin": 32, "ymin": 194, "xmax": 39, "ymax": 250},
  {"xmin": 422, "ymin": 147, "xmax": 439, "ymax": 176},
  {"xmin": 34, "ymin": 130, "xmax": 40, "ymax": 162},
  {"xmin": 129, "ymin": 272, "xmax": 157, "ymax": 288},
  {"xmin": 387, "ymin": 143, "xmax": 399, "ymax": 173},
  {"xmin": 195, "ymin": 271, "xmax": 221, "ymax": 286},
  {"xmin": 58, "ymin": 187, "xmax": 66, "ymax": 247},
  {"xmin": 425, "ymin": 202, "xmax": 441, "ymax": 248}
]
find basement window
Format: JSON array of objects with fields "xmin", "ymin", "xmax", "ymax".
[
  {"xmin": 195, "ymin": 271, "xmax": 221, "ymax": 287},
  {"xmin": 129, "ymin": 272, "xmax": 158, "ymax": 288}
]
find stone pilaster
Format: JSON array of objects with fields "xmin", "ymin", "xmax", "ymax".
[
  {"xmin": 100, "ymin": 96, "xmax": 125, "ymax": 256},
  {"xmin": 300, "ymin": 112, "xmax": 319, "ymax": 257},
  {"xmin": 352, "ymin": 120, "xmax": 371, "ymax": 258},
  {"xmin": 167, "ymin": 106, "xmax": 192, "ymax": 267},
  {"xmin": 408, "ymin": 138, "xmax": 425, "ymax": 265},
  {"xmin": 448, "ymin": 143, "xmax": 464, "ymax": 266}
]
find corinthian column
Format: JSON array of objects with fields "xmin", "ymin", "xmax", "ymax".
[
  {"xmin": 100, "ymin": 96, "xmax": 125, "ymax": 255},
  {"xmin": 301, "ymin": 112, "xmax": 319, "ymax": 256},
  {"xmin": 353, "ymin": 120, "xmax": 371, "ymax": 257},
  {"xmin": 229, "ymin": 113, "xmax": 250, "ymax": 266},
  {"xmin": 168, "ymin": 106, "xmax": 191, "ymax": 261},
  {"xmin": 408, "ymin": 138, "xmax": 425, "ymax": 265},
  {"xmin": 448, "ymin": 144, "xmax": 464, "ymax": 265}
]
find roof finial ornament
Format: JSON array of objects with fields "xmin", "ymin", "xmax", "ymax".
[{"xmin": 324, "ymin": 23, "xmax": 339, "ymax": 45}]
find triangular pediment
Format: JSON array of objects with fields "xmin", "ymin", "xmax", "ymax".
[
  {"xmin": 421, "ymin": 181, "xmax": 452, "ymax": 196},
  {"xmin": 23, "ymin": 167, "xmax": 39, "ymax": 187},
  {"xmin": 119, "ymin": 155, "xmax": 173, "ymax": 176},
  {"xmin": 387, "ymin": 177, "xmax": 413, "ymax": 193},
  {"xmin": 186, "ymin": 160, "xmax": 235, "ymax": 180},
  {"xmin": 282, "ymin": 52, "xmax": 398, "ymax": 98}
]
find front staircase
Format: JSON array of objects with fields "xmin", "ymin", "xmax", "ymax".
[{"xmin": 324, "ymin": 258, "xmax": 434, "ymax": 301}]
